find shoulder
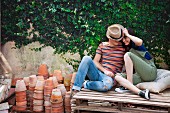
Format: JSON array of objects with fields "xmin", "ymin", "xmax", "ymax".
[{"xmin": 102, "ymin": 42, "xmax": 109, "ymax": 46}]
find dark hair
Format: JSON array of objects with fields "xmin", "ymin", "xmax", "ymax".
[
  {"xmin": 122, "ymin": 28, "xmax": 135, "ymax": 52},
  {"xmin": 127, "ymin": 28, "xmax": 135, "ymax": 36}
]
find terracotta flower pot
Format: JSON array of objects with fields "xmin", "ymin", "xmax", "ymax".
[
  {"xmin": 33, "ymin": 92, "xmax": 43, "ymax": 100},
  {"xmin": 44, "ymin": 95, "xmax": 51, "ymax": 101},
  {"xmin": 11, "ymin": 78, "xmax": 23, "ymax": 87},
  {"xmin": 33, "ymin": 99, "xmax": 44, "ymax": 105},
  {"xmin": 23, "ymin": 77, "xmax": 30, "ymax": 86},
  {"xmin": 45, "ymin": 107, "xmax": 51, "ymax": 113},
  {"xmin": 15, "ymin": 105, "xmax": 27, "ymax": 111},
  {"xmin": 65, "ymin": 106, "xmax": 71, "ymax": 113},
  {"xmin": 57, "ymin": 84, "xmax": 67, "ymax": 96},
  {"xmin": 44, "ymin": 101, "xmax": 51, "ymax": 107},
  {"xmin": 52, "ymin": 76, "xmax": 58, "ymax": 88},
  {"xmin": 16, "ymin": 101, "xmax": 27, "ymax": 106},
  {"xmin": 15, "ymin": 80, "xmax": 27, "ymax": 92},
  {"xmin": 45, "ymin": 79, "xmax": 53, "ymax": 87},
  {"xmin": 50, "ymin": 89, "xmax": 63, "ymax": 103},
  {"xmin": 64, "ymin": 74, "xmax": 72, "ymax": 87},
  {"xmin": 29, "ymin": 75, "xmax": 37, "ymax": 87},
  {"xmin": 33, "ymin": 105, "xmax": 44, "ymax": 112},
  {"xmin": 16, "ymin": 95, "xmax": 26, "ymax": 102},
  {"xmin": 37, "ymin": 76, "xmax": 44, "ymax": 81},
  {"xmin": 51, "ymin": 101, "xmax": 63, "ymax": 108},
  {"xmin": 35, "ymin": 80, "xmax": 45, "ymax": 91},
  {"xmin": 53, "ymin": 70, "xmax": 63, "ymax": 82},
  {"xmin": 64, "ymin": 91, "xmax": 71, "ymax": 106},
  {"xmin": 44, "ymin": 88, "xmax": 53, "ymax": 96},
  {"xmin": 15, "ymin": 91, "xmax": 26, "ymax": 96},
  {"xmin": 51, "ymin": 106, "xmax": 64, "ymax": 113},
  {"xmin": 71, "ymin": 72, "xmax": 76, "ymax": 84},
  {"xmin": 29, "ymin": 86, "xmax": 35, "ymax": 91},
  {"xmin": 37, "ymin": 64, "xmax": 49, "ymax": 77}
]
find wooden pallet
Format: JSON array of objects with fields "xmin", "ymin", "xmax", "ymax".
[{"xmin": 71, "ymin": 88, "xmax": 170, "ymax": 113}]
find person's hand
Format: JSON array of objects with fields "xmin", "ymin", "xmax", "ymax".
[
  {"xmin": 104, "ymin": 70, "xmax": 114, "ymax": 78},
  {"xmin": 123, "ymin": 28, "xmax": 129, "ymax": 36}
]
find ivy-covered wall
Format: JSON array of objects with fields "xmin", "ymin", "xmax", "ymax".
[{"xmin": 1, "ymin": 0, "xmax": 170, "ymax": 69}]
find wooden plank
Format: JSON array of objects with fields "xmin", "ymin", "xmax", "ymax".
[
  {"xmin": 72, "ymin": 89, "xmax": 170, "ymax": 108},
  {"xmin": 76, "ymin": 89, "xmax": 170, "ymax": 102},
  {"xmin": 72, "ymin": 105, "xmax": 168, "ymax": 113},
  {"xmin": 0, "ymin": 110, "xmax": 8, "ymax": 113},
  {"xmin": 75, "ymin": 92, "xmax": 170, "ymax": 103},
  {"xmin": 0, "ymin": 102, "xmax": 9, "ymax": 111},
  {"xmin": 73, "ymin": 95, "xmax": 170, "ymax": 107}
]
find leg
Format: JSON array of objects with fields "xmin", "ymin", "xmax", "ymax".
[
  {"xmin": 85, "ymin": 71, "xmax": 114, "ymax": 92},
  {"xmin": 124, "ymin": 53, "xmax": 133, "ymax": 83},
  {"xmin": 115, "ymin": 74, "xmax": 140, "ymax": 94},
  {"xmin": 115, "ymin": 74, "xmax": 151, "ymax": 100},
  {"xmin": 125, "ymin": 52, "xmax": 157, "ymax": 82},
  {"xmin": 72, "ymin": 56, "xmax": 100, "ymax": 91}
]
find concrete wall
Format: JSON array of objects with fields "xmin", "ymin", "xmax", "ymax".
[{"xmin": 1, "ymin": 41, "xmax": 80, "ymax": 78}]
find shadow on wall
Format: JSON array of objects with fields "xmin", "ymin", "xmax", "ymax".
[{"xmin": 1, "ymin": 41, "xmax": 80, "ymax": 78}]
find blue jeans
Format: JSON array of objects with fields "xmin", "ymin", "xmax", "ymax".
[{"xmin": 72, "ymin": 56, "xmax": 114, "ymax": 92}]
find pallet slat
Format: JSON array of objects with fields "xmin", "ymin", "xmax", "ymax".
[{"xmin": 71, "ymin": 88, "xmax": 170, "ymax": 113}]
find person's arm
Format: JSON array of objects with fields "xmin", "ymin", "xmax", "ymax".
[
  {"xmin": 93, "ymin": 54, "xmax": 114, "ymax": 77},
  {"xmin": 124, "ymin": 28, "xmax": 143, "ymax": 46}
]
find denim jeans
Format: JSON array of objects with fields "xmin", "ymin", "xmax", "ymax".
[{"xmin": 72, "ymin": 56, "xmax": 114, "ymax": 92}]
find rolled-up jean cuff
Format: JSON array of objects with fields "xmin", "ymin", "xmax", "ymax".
[{"xmin": 72, "ymin": 85, "xmax": 81, "ymax": 91}]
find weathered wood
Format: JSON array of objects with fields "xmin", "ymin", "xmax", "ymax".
[
  {"xmin": 71, "ymin": 88, "xmax": 170, "ymax": 113},
  {"xmin": 0, "ymin": 102, "xmax": 9, "ymax": 111}
]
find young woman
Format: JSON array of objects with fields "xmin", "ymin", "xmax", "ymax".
[{"xmin": 114, "ymin": 28, "xmax": 157, "ymax": 99}]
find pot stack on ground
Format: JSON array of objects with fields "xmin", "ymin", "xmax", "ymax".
[
  {"xmin": 64, "ymin": 74, "xmax": 72, "ymax": 92},
  {"xmin": 50, "ymin": 88, "xmax": 64, "ymax": 113},
  {"xmin": 70, "ymin": 72, "xmax": 76, "ymax": 90},
  {"xmin": 23, "ymin": 77, "xmax": 30, "ymax": 107},
  {"xmin": 15, "ymin": 80, "xmax": 27, "ymax": 111},
  {"xmin": 44, "ymin": 79, "xmax": 53, "ymax": 113},
  {"xmin": 53, "ymin": 70, "xmax": 63, "ymax": 84},
  {"xmin": 33, "ymin": 79, "xmax": 45, "ymax": 112},
  {"xmin": 28, "ymin": 75, "xmax": 37, "ymax": 111},
  {"xmin": 64, "ymin": 91, "xmax": 71, "ymax": 113}
]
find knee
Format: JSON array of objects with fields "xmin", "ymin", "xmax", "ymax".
[
  {"xmin": 102, "ymin": 79, "xmax": 114, "ymax": 92},
  {"xmin": 82, "ymin": 56, "xmax": 92, "ymax": 64},
  {"xmin": 124, "ymin": 52, "xmax": 131, "ymax": 61},
  {"xmin": 115, "ymin": 74, "xmax": 123, "ymax": 82}
]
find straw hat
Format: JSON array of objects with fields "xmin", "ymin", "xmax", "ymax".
[{"xmin": 106, "ymin": 24, "xmax": 125, "ymax": 41}]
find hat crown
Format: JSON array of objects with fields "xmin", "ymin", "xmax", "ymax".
[{"xmin": 106, "ymin": 24, "xmax": 124, "ymax": 41}]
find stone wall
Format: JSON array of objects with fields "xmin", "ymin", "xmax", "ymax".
[{"xmin": 1, "ymin": 41, "xmax": 80, "ymax": 78}]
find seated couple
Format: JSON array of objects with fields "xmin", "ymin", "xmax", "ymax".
[{"xmin": 70, "ymin": 24, "xmax": 157, "ymax": 100}]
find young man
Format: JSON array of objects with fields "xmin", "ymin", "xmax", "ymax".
[{"xmin": 70, "ymin": 24, "xmax": 126, "ymax": 97}]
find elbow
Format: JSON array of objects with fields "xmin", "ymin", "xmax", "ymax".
[{"xmin": 136, "ymin": 39, "xmax": 143, "ymax": 46}]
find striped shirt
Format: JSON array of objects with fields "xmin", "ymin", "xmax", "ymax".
[{"xmin": 96, "ymin": 42, "xmax": 125, "ymax": 74}]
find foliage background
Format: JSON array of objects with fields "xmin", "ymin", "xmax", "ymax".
[{"xmin": 1, "ymin": 0, "xmax": 170, "ymax": 69}]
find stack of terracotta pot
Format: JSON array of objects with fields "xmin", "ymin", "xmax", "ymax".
[
  {"xmin": 23, "ymin": 77, "xmax": 30, "ymax": 107},
  {"xmin": 29, "ymin": 75, "xmax": 37, "ymax": 111},
  {"xmin": 33, "ymin": 79, "xmax": 45, "ymax": 112},
  {"xmin": 57, "ymin": 84, "xmax": 67, "ymax": 97},
  {"xmin": 15, "ymin": 80, "xmax": 27, "ymax": 111},
  {"xmin": 53, "ymin": 70, "xmax": 63, "ymax": 84},
  {"xmin": 70, "ymin": 72, "xmax": 76, "ymax": 90},
  {"xmin": 64, "ymin": 74, "xmax": 72, "ymax": 91},
  {"xmin": 49, "ymin": 76, "xmax": 58, "ymax": 88},
  {"xmin": 37, "ymin": 64, "xmax": 49, "ymax": 80},
  {"xmin": 64, "ymin": 91, "xmax": 71, "ymax": 113},
  {"xmin": 51, "ymin": 88, "xmax": 64, "ymax": 113},
  {"xmin": 44, "ymin": 79, "xmax": 53, "ymax": 113}
]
